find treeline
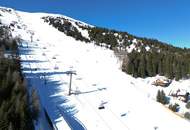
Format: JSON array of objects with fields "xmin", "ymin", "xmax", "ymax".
[
  {"xmin": 42, "ymin": 16, "xmax": 135, "ymax": 49},
  {"xmin": 122, "ymin": 50, "xmax": 190, "ymax": 80},
  {"xmin": 88, "ymin": 27, "xmax": 120, "ymax": 49},
  {"xmin": 42, "ymin": 16, "xmax": 90, "ymax": 42},
  {"xmin": 0, "ymin": 26, "xmax": 39, "ymax": 130},
  {"xmin": 43, "ymin": 16, "xmax": 187, "ymax": 52},
  {"xmin": 42, "ymin": 16, "xmax": 190, "ymax": 80},
  {"xmin": 139, "ymin": 37, "xmax": 190, "ymax": 53},
  {"xmin": 88, "ymin": 27, "xmax": 135, "ymax": 50}
]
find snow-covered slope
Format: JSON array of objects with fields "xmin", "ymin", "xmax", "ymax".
[{"xmin": 1, "ymin": 7, "xmax": 190, "ymax": 130}]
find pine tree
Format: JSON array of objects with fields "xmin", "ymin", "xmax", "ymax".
[
  {"xmin": 158, "ymin": 58, "xmax": 164, "ymax": 75},
  {"xmin": 156, "ymin": 90, "xmax": 168, "ymax": 105},
  {"xmin": 184, "ymin": 112, "xmax": 190, "ymax": 120},
  {"xmin": 175, "ymin": 62, "xmax": 182, "ymax": 81},
  {"xmin": 138, "ymin": 54, "xmax": 146, "ymax": 77},
  {"xmin": 186, "ymin": 101, "xmax": 190, "ymax": 109},
  {"xmin": 169, "ymin": 103, "xmax": 179, "ymax": 112},
  {"xmin": 156, "ymin": 90, "xmax": 161, "ymax": 103},
  {"xmin": 146, "ymin": 54, "xmax": 153, "ymax": 76}
]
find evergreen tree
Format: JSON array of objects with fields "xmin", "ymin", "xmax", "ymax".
[
  {"xmin": 169, "ymin": 103, "xmax": 179, "ymax": 112},
  {"xmin": 186, "ymin": 101, "xmax": 190, "ymax": 109},
  {"xmin": 156, "ymin": 90, "xmax": 169, "ymax": 105},
  {"xmin": 146, "ymin": 54, "xmax": 153, "ymax": 76},
  {"xmin": 184, "ymin": 112, "xmax": 190, "ymax": 120},
  {"xmin": 138, "ymin": 54, "xmax": 146, "ymax": 77},
  {"xmin": 0, "ymin": 28, "xmax": 35, "ymax": 130},
  {"xmin": 175, "ymin": 62, "xmax": 182, "ymax": 81},
  {"xmin": 156, "ymin": 90, "xmax": 161, "ymax": 103}
]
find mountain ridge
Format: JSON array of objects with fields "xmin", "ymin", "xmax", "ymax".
[
  {"xmin": 1, "ymin": 6, "xmax": 190, "ymax": 80},
  {"xmin": 1, "ymin": 6, "xmax": 189, "ymax": 51},
  {"xmin": 1, "ymin": 6, "xmax": 190, "ymax": 130}
]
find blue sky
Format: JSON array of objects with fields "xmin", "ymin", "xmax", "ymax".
[{"xmin": 0, "ymin": 0, "xmax": 190, "ymax": 48}]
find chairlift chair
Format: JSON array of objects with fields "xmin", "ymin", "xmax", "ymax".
[
  {"xmin": 98, "ymin": 105, "xmax": 105, "ymax": 110},
  {"xmin": 98, "ymin": 101, "xmax": 105, "ymax": 110}
]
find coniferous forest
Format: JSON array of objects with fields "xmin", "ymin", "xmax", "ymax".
[
  {"xmin": 122, "ymin": 49, "xmax": 190, "ymax": 80},
  {"xmin": 0, "ymin": 26, "xmax": 39, "ymax": 130},
  {"xmin": 42, "ymin": 16, "xmax": 190, "ymax": 80}
]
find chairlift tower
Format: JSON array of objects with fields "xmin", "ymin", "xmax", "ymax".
[{"xmin": 66, "ymin": 71, "xmax": 76, "ymax": 95}]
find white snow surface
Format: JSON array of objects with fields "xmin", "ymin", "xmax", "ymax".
[{"xmin": 1, "ymin": 7, "xmax": 190, "ymax": 130}]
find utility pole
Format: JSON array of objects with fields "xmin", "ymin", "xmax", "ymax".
[{"xmin": 66, "ymin": 71, "xmax": 76, "ymax": 95}]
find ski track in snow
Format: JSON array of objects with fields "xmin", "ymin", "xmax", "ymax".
[{"xmin": 1, "ymin": 7, "xmax": 190, "ymax": 130}]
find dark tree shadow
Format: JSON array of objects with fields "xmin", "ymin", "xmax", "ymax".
[{"xmin": 20, "ymin": 41, "xmax": 86, "ymax": 130}]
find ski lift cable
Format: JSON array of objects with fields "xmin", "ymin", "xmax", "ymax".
[
  {"xmin": 92, "ymin": 83, "xmax": 130, "ymax": 130},
  {"xmin": 22, "ymin": 41, "xmax": 72, "ymax": 129},
  {"xmin": 29, "ymin": 41, "xmax": 128, "ymax": 130},
  {"xmin": 32, "ymin": 60, "xmax": 65, "ymax": 129},
  {"xmin": 38, "ymin": 52, "xmax": 113, "ymax": 129},
  {"xmin": 72, "ymin": 79, "xmax": 130, "ymax": 130},
  {"xmin": 29, "ymin": 51, "xmax": 67, "ymax": 130},
  {"xmin": 40, "ymin": 49, "xmax": 75, "ymax": 96},
  {"xmin": 72, "ymin": 81, "xmax": 129, "ymax": 130},
  {"xmin": 72, "ymin": 82, "xmax": 113, "ymax": 130}
]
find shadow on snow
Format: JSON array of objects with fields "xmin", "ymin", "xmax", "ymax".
[{"xmin": 20, "ymin": 41, "xmax": 86, "ymax": 130}]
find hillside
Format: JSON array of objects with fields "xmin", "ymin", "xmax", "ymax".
[
  {"xmin": 0, "ymin": 6, "xmax": 190, "ymax": 130},
  {"xmin": 42, "ymin": 15, "xmax": 190, "ymax": 80}
]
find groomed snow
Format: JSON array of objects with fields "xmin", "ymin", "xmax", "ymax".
[{"xmin": 1, "ymin": 7, "xmax": 190, "ymax": 130}]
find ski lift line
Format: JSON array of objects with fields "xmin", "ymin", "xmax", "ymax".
[
  {"xmin": 28, "ymin": 50, "xmax": 122, "ymax": 129},
  {"xmin": 42, "ymin": 54, "xmax": 66, "ymax": 82},
  {"xmin": 105, "ymin": 106, "xmax": 130, "ymax": 130},
  {"xmin": 21, "ymin": 42, "xmax": 67, "ymax": 129},
  {"xmin": 73, "ymin": 93, "xmax": 86, "ymax": 107},
  {"xmin": 42, "ymin": 49, "xmax": 74, "ymax": 74},
  {"xmin": 31, "ymin": 58, "xmax": 53, "ymax": 86},
  {"xmin": 36, "ymin": 50, "xmax": 73, "ymax": 97},
  {"xmin": 24, "ymin": 53, "xmax": 46, "ymax": 100},
  {"xmin": 27, "ymin": 42, "xmax": 123, "ymax": 130},
  {"xmin": 25, "ymin": 44, "xmax": 111, "ymax": 130},
  {"xmin": 24, "ymin": 51, "xmax": 50, "ymax": 99},
  {"xmin": 22, "ymin": 50, "xmax": 52, "ymax": 130},
  {"xmin": 69, "ymin": 80, "xmax": 111, "ymax": 129},
  {"xmin": 91, "ymin": 83, "xmax": 130, "ymax": 130},
  {"xmin": 41, "ymin": 51, "xmax": 71, "ymax": 83},
  {"xmin": 72, "ymin": 86, "xmax": 113, "ymax": 130},
  {"xmin": 72, "ymin": 84, "xmax": 128, "ymax": 130},
  {"xmin": 43, "ymin": 54, "xmax": 78, "ymax": 96},
  {"xmin": 43, "ymin": 53, "xmax": 60, "ymax": 71},
  {"xmin": 40, "ymin": 44, "xmax": 69, "ymax": 72},
  {"xmin": 27, "ymin": 57, "xmax": 62, "ymax": 130},
  {"xmin": 71, "ymin": 82, "xmax": 118, "ymax": 130},
  {"xmin": 32, "ymin": 56, "xmax": 87, "ymax": 130},
  {"xmin": 95, "ymin": 90, "xmax": 130, "ymax": 130},
  {"xmin": 72, "ymin": 80, "xmax": 130, "ymax": 130}
]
